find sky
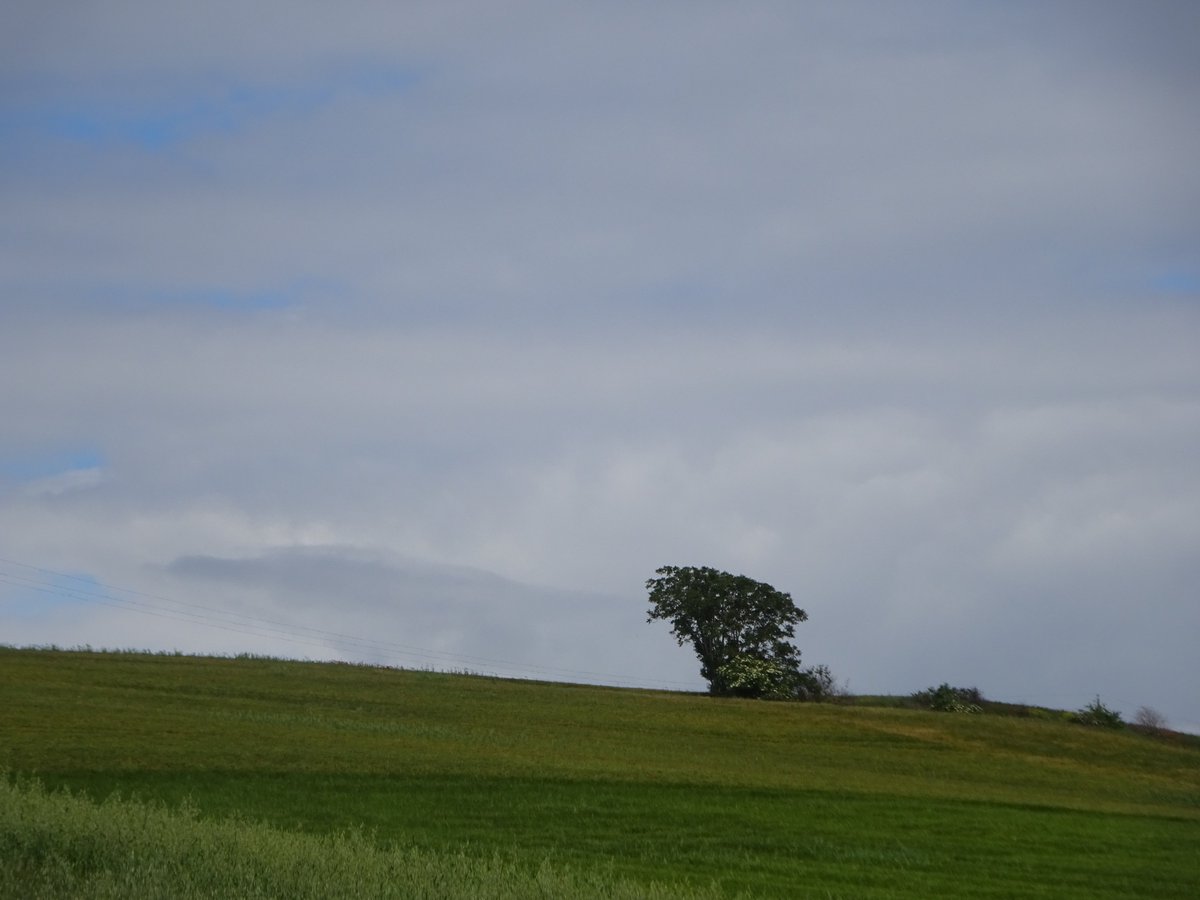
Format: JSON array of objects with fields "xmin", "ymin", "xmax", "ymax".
[{"xmin": 2, "ymin": 2, "xmax": 1198, "ymax": 729}]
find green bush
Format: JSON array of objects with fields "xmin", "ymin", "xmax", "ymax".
[
  {"xmin": 717, "ymin": 656, "xmax": 836, "ymax": 701},
  {"xmin": 717, "ymin": 655, "xmax": 798, "ymax": 700},
  {"xmin": 1073, "ymin": 697, "xmax": 1124, "ymax": 729},
  {"xmin": 912, "ymin": 684, "xmax": 983, "ymax": 714},
  {"xmin": 794, "ymin": 663, "xmax": 838, "ymax": 702}
]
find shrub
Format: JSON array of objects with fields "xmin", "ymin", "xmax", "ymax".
[
  {"xmin": 716, "ymin": 657, "xmax": 837, "ymax": 702},
  {"xmin": 912, "ymin": 683, "xmax": 983, "ymax": 714},
  {"xmin": 1134, "ymin": 706, "xmax": 1168, "ymax": 733},
  {"xmin": 794, "ymin": 664, "xmax": 838, "ymax": 702},
  {"xmin": 1073, "ymin": 696, "xmax": 1124, "ymax": 729},
  {"xmin": 718, "ymin": 656, "xmax": 798, "ymax": 700}
]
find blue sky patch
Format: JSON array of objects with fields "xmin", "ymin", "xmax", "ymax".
[
  {"xmin": 0, "ymin": 447, "xmax": 105, "ymax": 483},
  {"xmin": 3, "ymin": 64, "xmax": 421, "ymax": 153},
  {"xmin": 36, "ymin": 89, "xmax": 314, "ymax": 151},
  {"xmin": 174, "ymin": 287, "xmax": 295, "ymax": 311},
  {"xmin": 1152, "ymin": 271, "xmax": 1200, "ymax": 296},
  {"xmin": 0, "ymin": 567, "xmax": 106, "ymax": 621}
]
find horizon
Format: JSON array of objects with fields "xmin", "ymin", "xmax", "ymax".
[{"xmin": 2, "ymin": 638, "xmax": 1195, "ymax": 738}]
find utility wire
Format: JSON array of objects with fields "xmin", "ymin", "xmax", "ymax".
[
  {"xmin": 0, "ymin": 566, "xmax": 681, "ymax": 689},
  {"xmin": 0, "ymin": 564, "xmax": 677, "ymax": 686},
  {"xmin": 0, "ymin": 556, "xmax": 698, "ymax": 691}
]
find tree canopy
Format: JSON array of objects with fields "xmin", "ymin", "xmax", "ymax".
[{"xmin": 645, "ymin": 564, "xmax": 817, "ymax": 699}]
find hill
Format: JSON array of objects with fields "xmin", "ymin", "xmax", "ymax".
[{"xmin": 2, "ymin": 646, "xmax": 1198, "ymax": 898}]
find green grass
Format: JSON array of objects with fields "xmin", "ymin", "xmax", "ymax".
[
  {"xmin": 1, "ymin": 776, "xmax": 719, "ymax": 899},
  {"xmin": 2, "ymin": 647, "xmax": 1198, "ymax": 897}
]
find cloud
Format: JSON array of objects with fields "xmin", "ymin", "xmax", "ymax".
[{"xmin": 1, "ymin": 2, "xmax": 1198, "ymax": 729}]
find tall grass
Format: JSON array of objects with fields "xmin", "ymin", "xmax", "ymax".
[{"xmin": 0, "ymin": 776, "xmax": 724, "ymax": 900}]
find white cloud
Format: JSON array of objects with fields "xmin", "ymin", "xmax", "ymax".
[{"xmin": 2, "ymin": 1, "xmax": 1198, "ymax": 729}]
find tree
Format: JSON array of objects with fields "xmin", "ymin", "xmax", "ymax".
[{"xmin": 645, "ymin": 564, "xmax": 812, "ymax": 698}]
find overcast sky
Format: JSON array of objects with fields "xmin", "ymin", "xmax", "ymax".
[{"xmin": 2, "ymin": 2, "xmax": 1198, "ymax": 729}]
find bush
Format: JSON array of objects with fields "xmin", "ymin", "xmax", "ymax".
[
  {"xmin": 716, "ymin": 657, "xmax": 837, "ymax": 702},
  {"xmin": 1073, "ymin": 696, "xmax": 1124, "ymax": 729},
  {"xmin": 1133, "ymin": 706, "xmax": 1168, "ymax": 733},
  {"xmin": 717, "ymin": 656, "xmax": 798, "ymax": 700},
  {"xmin": 794, "ymin": 664, "xmax": 838, "ymax": 702},
  {"xmin": 912, "ymin": 684, "xmax": 983, "ymax": 714}
]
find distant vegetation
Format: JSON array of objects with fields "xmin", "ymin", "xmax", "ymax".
[
  {"xmin": 1072, "ymin": 695, "xmax": 1125, "ymax": 728},
  {"xmin": 910, "ymin": 683, "xmax": 985, "ymax": 714},
  {"xmin": 1135, "ymin": 705, "xmax": 1169, "ymax": 733},
  {"xmin": 892, "ymin": 684, "xmax": 1181, "ymax": 737},
  {"xmin": 2, "ymin": 646, "xmax": 1198, "ymax": 898}
]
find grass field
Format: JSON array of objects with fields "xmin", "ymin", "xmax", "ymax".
[{"xmin": 2, "ymin": 647, "xmax": 1197, "ymax": 897}]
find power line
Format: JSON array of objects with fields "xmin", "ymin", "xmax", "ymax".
[
  {"xmin": 0, "ymin": 563, "xmax": 678, "ymax": 685},
  {"xmin": 0, "ymin": 567, "xmax": 488, "ymax": 668},
  {"xmin": 0, "ymin": 565, "xmax": 686, "ymax": 689},
  {"xmin": 0, "ymin": 556, "xmax": 699, "ymax": 691}
]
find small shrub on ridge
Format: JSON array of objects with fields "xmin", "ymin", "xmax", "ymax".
[
  {"xmin": 1073, "ymin": 696, "xmax": 1124, "ymax": 729},
  {"xmin": 1134, "ymin": 706, "xmax": 1168, "ymax": 733},
  {"xmin": 912, "ymin": 683, "xmax": 983, "ymax": 714}
]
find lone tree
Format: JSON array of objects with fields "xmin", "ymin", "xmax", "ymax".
[{"xmin": 646, "ymin": 565, "xmax": 824, "ymax": 700}]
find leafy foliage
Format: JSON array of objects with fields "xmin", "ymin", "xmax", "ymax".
[
  {"xmin": 717, "ymin": 655, "xmax": 798, "ymax": 700},
  {"xmin": 794, "ymin": 663, "xmax": 838, "ymax": 702},
  {"xmin": 912, "ymin": 684, "xmax": 984, "ymax": 714},
  {"xmin": 646, "ymin": 565, "xmax": 808, "ymax": 698},
  {"xmin": 1073, "ymin": 696, "xmax": 1124, "ymax": 729}
]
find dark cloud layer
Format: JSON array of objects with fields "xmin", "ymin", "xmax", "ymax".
[{"xmin": 2, "ymin": 2, "xmax": 1198, "ymax": 730}]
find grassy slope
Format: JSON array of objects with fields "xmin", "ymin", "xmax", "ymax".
[
  {"xmin": 1, "ymin": 778, "xmax": 721, "ymax": 900},
  {"xmin": 2, "ymin": 647, "xmax": 1197, "ymax": 898}
]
